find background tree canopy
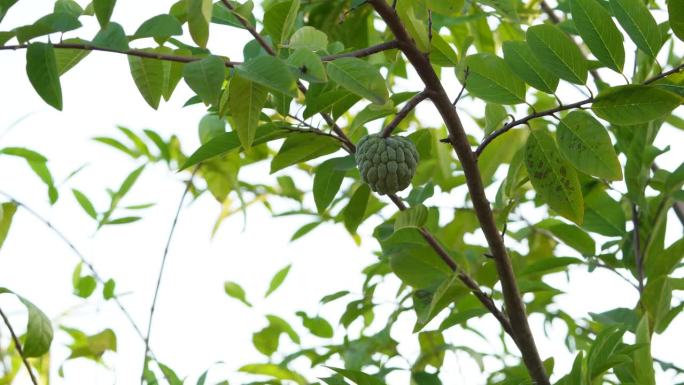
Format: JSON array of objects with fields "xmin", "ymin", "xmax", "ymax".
[{"xmin": 0, "ymin": 0, "xmax": 683, "ymax": 384}]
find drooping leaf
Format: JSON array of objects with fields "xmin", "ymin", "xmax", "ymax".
[
  {"xmin": 0, "ymin": 202, "xmax": 18, "ymax": 250},
  {"xmin": 610, "ymin": 0, "xmax": 661, "ymax": 57},
  {"xmin": 229, "ymin": 75, "xmax": 268, "ymax": 149},
  {"xmin": 313, "ymin": 156, "xmax": 355, "ymax": 213},
  {"xmin": 0, "ymin": 288, "xmax": 53, "ymax": 357},
  {"xmin": 128, "ymin": 50, "xmax": 164, "ymax": 109},
  {"xmin": 270, "ymin": 134, "xmax": 341, "ymax": 173},
  {"xmin": 15, "ymin": 12, "xmax": 81, "ymax": 42},
  {"xmin": 93, "ymin": 0, "xmax": 116, "ymax": 27},
  {"xmin": 183, "ymin": 55, "xmax": 226, "ymax": 106},
  {"xmin": 263, "ymin": 0, "xmax": 300, "ymax": 45},
  {"xmin": 669, "ymin": 0, "xmax": 684, "ymax": 42},
  {"xmin": 525, "ymin": 128, "xmax": 584, "ymax": 224},
  {"xmin": 343, "ymin": 184, "xmax": 371, "ymax": 234},
  {"xmin": 461, "ymin": 52, "xmax": 526, "ymax": 104},
  {"xmin": 188, "ymin": 0, "xmax": 212, "ymax": 48},
  {"xmin": 526, "ymin": 24, "xmax": 589, "ymax": 85},
  {"xmin": 502, "ymin": 40, "xmax": 559, "ymax": 94},
  {"xmin": 570, "ymin": 0, "xmax": 625, "ymax": 72},
  {"xmin": 592, "ymin": 85, "xmax": 682, "ymax": 125},
  {"xmin": 557, "ymin": 110, "xmax": 622, "ymax": 180},
  {"xmin": 26, "ymin": 43, "xmax": 62, "ymax": 110},
  {"xmin": 265, "ymin": 264, "xmax": 291, "ymax": 297},
  {"xmin": 327, "ymin": 58, "xmax": 389, "ymax": 105}
]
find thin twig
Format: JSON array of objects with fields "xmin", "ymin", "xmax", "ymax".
[
  {"xmin": 219, "ymin": 0, "xmax": 276, "ymax": 56},
  {"xmin": 280, "ymin": 120, "xmax": 354, "ymax": 151},
  {"xmin": 0, "ymin": 191, "xmax": 150, "ymax": 348},
  {"xmin": 540, "ymin": 0, "xmax": 560, "ymax": 23},
  {"xmin": 381, "ymin": 90, "xmax": 431, "ymax": 137},
  {"xmin": 140, "ymin": 168, "xmax": 198, "ymax": 384},
  {"xmin": 0, "ymin": 306, "xmax": 39, "ymax": 385},
  {"xmin": 452, "ymin": 67, "xmax": 469, "ymax": 106},
  {"xmin": 632, "ymin": 205, "xmax": 644, "ymax": 293},
  {"xmin": 0, "ymin": 43, "xmax": 239, "ymax": 67},
  {"xmin": 321, "ymin": 40, "xmax": 400, "ymax": 61},
  {"xmin": 593, "ymin": 262, "xmax": 640, "ymax": 291}
]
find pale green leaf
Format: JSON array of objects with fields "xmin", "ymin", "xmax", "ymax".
[
  {"xmin": 237, "ymin": 55, "xmax": 297, "ymax": 97},
  {"xmin": 462, "ymin": 53, "xmax": 526, "ymax": 104},
  {"xmin": 289, "ymin": 26, "xmax": 328, "ymax": 51},
  {"xmin": 188, "ymin": 0, "xmax": 212, "ymax": 48},
  {"xmin": 224, "ymin": 281, "xmax": 252, "ymax": 307},
  {"xmin": 229, "ymin": 75, "xmax": 268, "ymax": 149},
  {"xmin": 183, "ymin": 55, "xmax": 226, "ymax": 106},
  {"xmin": 128, "ymin": 50, "xmax": 164, "ymax": 109},
  {"xmin": 327, "ymin": 58, "xmax": 389, "ymax": 105},
  {"xmin": 0, "ymin": 288, "xmax": 53, "ymax": 357},
  {"xmin": 270, "ymin": 134, "xmax": 341, "ymax": 173},
  {"xmin": 265, "ymin": 264, "xmax": 291, "ymax": 297},
  {"xmin": 592, "ymin": 85, "xmax": 682, "ymax": 125}
]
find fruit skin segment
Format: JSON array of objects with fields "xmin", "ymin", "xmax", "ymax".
[{"xmin": 355, "ymin": 134, "xmax": 419, "ymax": 195}]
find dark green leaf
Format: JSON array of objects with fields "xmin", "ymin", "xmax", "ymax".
[
  {"xmin": 133, "ymin": 14, "xmax": 183, "ymax": 40},
  {"xmin": 502, "ymin": 40, "xmax": 559, "ymax": 94},
  {"xmin": 54, "ymin": 38, "xmax": 90, "ymax": 75},
  {"xmin": 313, "ymin": 156, "xmax": 355, "ymax": 213},
  {"xmin": 526, "ymin": 24, "xmax": 589, "ymax": 84},
  {"xmin": 669, "ymin": 0, "xmax": 684, "ymax": 42},
  {"xmin": 592, "ymin": 85, "xmax": 682, "ymax": 125},
  {"xmin": 263, "ymin": 0, "xmax": 300, "ymax": 45},
  {"xmin": 610, "ymin": 0, "xmax": 661, "ymax": 57},
  {"xmin": 343, "ymin": 184, "xmax": 370, "ymax": 234},
  {"xmin": 270, "ymin": 134, "xmax": 341, "ymax": 173},
  {"xmin": 394, "ymin": 204, "xmax": 428, "ymax": 230},
  {"xmin": 92, "ymin": 22, "xmax": 129, "ymax": 51},
  {"xmin": 571, "ymin": 0, "xmax": 625, "ymax": 72},
  {"xmin": 93, "ymin": 0, "xmax": 116, "ymax": 27},
  {"xmin": 15, "ymin": 12, "xmax": 81, "ymax": 42},
  {"xmin": 26, "ymin": 43, "xmax": 62, "ymax": 110},
  {"xmin": 583, "ymin": 187, "xmax": 625, "ymax": 236},
  {"xmin": 461, "ymin": 52, "xmax": 526, "ymax": 104}
]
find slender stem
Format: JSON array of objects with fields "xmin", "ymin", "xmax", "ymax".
[
  {"xmin": 280, "ymin": 121, "xmax": 353, "ymax": 151},
  {"xmin": 381, "ymin": 90, "xmax": 430, "ymax": 137},
  {"xmin": 0, "ymin": 191, "xmax": 150, "ymax": 349},
  {"xmin": 593, "ymin": 262, "xmax": 640, "ymax": 291},
  {"xmin": 140, "ymin": 169, "xmax": 197, "ymax": 383},
  {"xmin": 321, "ymin": 40, "xmax": 400, "ymax": 61},
  {"xmin": 643, "ymin": 62, "xmax": 684, "ymax": 84},
  {"xmin": 368, "ymin": 1, "xmax": 549, "ymax": 383},
  {"xmin": 220, "ymin": 0, "xmax": 276, "ymax": 56},
  {"xmin": 0, "ymin": 306, "xmax": 39, "ymax": 385},
  {"xmin": 0, "ymin": 43, "xmax": 239, "ymax": 67},
  {"xmin": 452, "ymin": 67, "xmax": 469, "ymax": 106},
  {"xmin": 632, "ymin": 205, "xmax": 644, "ymax": 293},
  {"xmin": 540, "ymin": 0, "xmax": 560, "ymax": 23}
]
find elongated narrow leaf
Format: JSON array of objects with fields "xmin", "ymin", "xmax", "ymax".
[
  {"xmin": 26, "ymin": 43, "xmax": 62, "ymax": 110},
  {"xmin": 188, "ymin": 0, "xmax": 212, "ymax": 48},
  {"xmin": 557, "ymin": 111, "xmax": 622, "ymax": 180},
  {"xmin": 571, "ymin": 0, "xmax": 625, "ymax": 72},
  {"xmin": 327, "ymin": 58, "xmax": 388, "ymax": 105},
  {"xmin": 462, "ymin": 52, "xmax": 526, "ymax": 104},
  {"xmin": 271, "ymin": 134, "xmax": 341, "ymax": 173},
  {"xmin": 229, "ymin": 75, "xmax": 268, "ymax": 149},
  {"xmin": 93, "ymin": 0, "xmax": 116, "ymax": 27},
  {"xmin": 592, "ymin": 85, "xmax": 682, "ymax": 125},
  {"xmin": 343, "ymin": 184, "xmax": 370, "ymax": 234},
  {"xmin": 240, "ymin": 363, "xmax": 306, "ymax": 385},
  {"xmin": 670, "ymin": 0, "xmax": 684, "ymax": 42},
  {"xmin": 237, "ymin": 56, "xmax": 297, "ymax": 97},
  {"xmin": 0, "ymin": 288, "xmax": 53, "ymax": 357},
  {"xmin": 72, "ymin": 189, "xmax": 98, "ymax": 219},
  {"xmin": 502, "ymin": 40, "xmax": 558, "ymax": 94},
  {"xmin": 0, "ymin": 202, "xmax": 17, "ymax": 250},
  {"xmin": 634, "ymin": 315, "xmax": 656, "ymax": 385},
  {"xmin": 263, "ymin": 0, "xmax": 300, "ymax": 45},
  {"xmin": 525, "ymin": 128, "xmax": 584, "ymax": 224},
  {"xmin": 610, "ymin": 0, "xmax": 661, "ymax": 57},
  {"xmin": 265, "ymin": 264, "xmax": 291, "ymax": 297},
  {"xmin": 526, "ymin": 24, "xmax": 589, "ymax": 85},
  {"xmin": 313, "ymin": 156, "xmax": 355, "ymax": 213},
  {"xmin": 182, "ymin": 55, "xmax": 225, "ymax": 106},
  {"xmin": 583, "ymin": 187, "xmax": 625, "ymax": 236},
  {"xmin": 128, "ymin": 50, "xmax": 164, "ymax": 109}
]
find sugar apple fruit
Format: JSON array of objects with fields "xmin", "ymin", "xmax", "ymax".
[{"xmin": 355, "ymin": 134, "xmax": 419, "ymax": 195}]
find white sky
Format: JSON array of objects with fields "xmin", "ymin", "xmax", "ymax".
[{"xmin": 0, "ymin": 1, "xmax": 683, "ymax": 385}]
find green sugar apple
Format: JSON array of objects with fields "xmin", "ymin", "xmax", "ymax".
[{"xmin": 355, "ymin": 134, "xmax": 419, "ymax": 195}]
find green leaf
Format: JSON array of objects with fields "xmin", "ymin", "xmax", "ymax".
[
  {"xmin": 263, "ymin": 0, "xmax": 300, "ymax": 45},
  {"xmin": 0, "ymin": 31, "xmax": 15, "ymax": 46},
  {"xmin": 133, "ymin": 14, "xmax": 183, "ymax": 40},
  {"xmin": 72, "ymin": 189, "xmax": 98, "ymax": 219},
  {"xmin": 669, "ymin": 0, "xmax": 684, "ymax": 42},
  {"xmin": 104, "ymin": 216, "xmax": 141, "ymax": 225},
  {"xmin": 265, "ymin": 264, "xmax": 291, "ymax": 297},
  {"xmin": 327, "ymin": 367, "xmax": 385, "ymax": 385},
  {"xmin": 14, "ymin": 12, "xmax": 82, "ymax": 43},
  {"xmin": 557, "ymin": 111, "xmax": 622, "ymax": 180},
  {"xmin": 224, "ymin": 281, "xmax": 252, "ymax": 307},
  {"xmin": 93, "ymin": 0, "xmax": 116, "ymax": 27},
  {"xmin": 198, "ymin": 114, "xmax": 225, "ymax": 145},
  {"xmin": 313, "ymin": 156, "xmax": 355, "ymax": 213},
  {"xmin": 181, "ymin": 125, "xmax": 286, "ymax": 169},
  {"xmin": 583, "ymin": 187, "xmax": 626, "ymax": 236},
  {"xmin": 0, "ymin": 0, "xmax": 18, "ymax": 23},
  {"xmin": 381, "ymin": 228, "xmax": 451, "ymax": 288},
  {"xmin": 128, "ymin": 50, "xmax": 164, "ymax": 109},
  {"xmin": 461, "ymin": 53, "xmax": 526, "ymax": 104},
  {"xmin": 0, "ymin": 202, "xmax": 17, "ymax": 250},
  {"xmin": 642, "ymin": 276, "xmax": 672, "ymax": 332},
  {"xmin": 26, "ymin": 43, "xmax": 62, "ymax": 110},
  {"xmin": 396, "ymin": 1, "xmax": 429, "ymax": 51},
  {"xmin": 406, "ymin": 182, "xmax": 434, "ymax": 206},
  {"xmin": 92, "ymin": 22, "xmax": 129, "ymax": 51},
  {"xmin": 240, "ymin": 363, "xmax": 306, "ymax": 385},
  {"xmin": 0, "ymin": 288, "xmax": 53, "ymax": 357},
  {"xmin": 183, "ymin": 55, "xmax": 226, "ymax": 106},
  {"xmin": 103, "ymin": 279, "xmax": 116, "ymax": 299},
  {"xmin": 525, "ymin": 128, "xmax": 584, "ymax": 224},
  {"xmin": 429, "ymin": 33, "xmax": 458, "ymax": 67},
  {"xmin": 327, "ymin": 58, "xmax": 389, "ymax": 105},
  {"xmin": 428, "ymin": 0, "xmax": 464, "ymax": 16},
  {"xmin": 270, "ymin": 133, "xmax": 341, "ymax": 173},
  {"xmin": 0, "ymin": 147, "xmax": 47, "ymax": 161},
  {"xmin": 229, "ymin": 75, "xmax": 268, "ymax": 149},
  {"xmin": 645, "ymin": 238, "xmax": 684, "ymax": 279},
  {"xmin": 610, "ymin": 0, "xmax": 661, "ymax": 57},
  {"xmin": 521, "ymin": 256, "xmax": 582, "ymax": 276},
  {"xmin": 289, "ymin": 26, "xmax": 328, "ymax": 51},
  {"xmin": 634, "ymin": 315, "xmax": 656, "ymax": 385},
  {"xmin": 237, "ymin": 55, "xmax": 297, "ymax": 97},
  {"xmin": 54, "ymin": 0, "xmax": 83, "ymax": 17},
  {"xmin": 502, "ymin": 40, "xmax": 559, "ymax": 94},
  {"xmin": 162, "ymin": 48, "xmax": 188, "ymax": 101},
  {"xmin": 287, "ymin": 48, "xmax": 327, "ymax": 83},
  {"xmin": 290, "ymin": 221, "xmax": 322, "ymax": 241},
  {"xmin": 54, "ymin": 38, "xmax": 90, "ymax": 75},
  {"xmin": 526, "ymin": 24, "xmax": 589, "ymax": 85},
  {"xmin": 394, "ymin": 204, "xmax": 428, "ymax": 230},
  {"xmin": 592, "ymin": 85, "xmax": 682, "ymax": 125},
  {"xmin": 296, "ymin": 311, "xmax": 334, "ymax": 338},
  {"xmin": 570, "ymin": 0, "xmax": 625, "ymax": 72},
  {"xmin": 538, "ymin": 219, "xmax": 595, "ymax": 255},
  {"xmin": 188, "ymin": 0, "xmax": 212, "ymax": 48},
  {"xmin": 343, "ymin": 184, "xmax": 371, "ymax": 234}
]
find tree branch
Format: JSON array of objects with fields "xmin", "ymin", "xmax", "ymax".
[
  {"xmin": 367, "ymin": 1, "xmax": 549, "ymax": 383},
  {"xmin": 539, "ymin": 0, "xmax": 560, "ymax": 24},
  {"xmin": 140, "ymin": 168, "xmax": 197, "ymax": 384},
  {"xmin": 219, "ymin": 0, "xmax": 276, "ymax": 56},
  {"xmin": 0, "ymin": 191, "xmax": 150, "ymax": 352},
  {"xmin": 0, "ymin": 43, "xmax": 239, "ymax": 67},
  {"xmin": 0, "ymin": 306, "xmax": 39, "ymax": 385},
  {"xmin": 321, "ymin": 40, "xmax": 400, "ymax": 61},
  {"xmin": 381, "ymin": 90, "xmax": 430, "ymax": 137}
]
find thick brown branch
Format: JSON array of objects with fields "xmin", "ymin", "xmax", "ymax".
[
  {"xmin": 321, "ymin": 40, "xmax": 400, "ymax": 61},
  {"xmin": 0, "ymin": 307, "xmax": 39, "ymax": 385},
  {"xmin": 0, "ymin": 43, "xmax": 239, "ymax": 66},
  {"xmin": 368, "ymin": 1, "xmax": 549, "ymax": 383},
  {"xmin": 381, "ymin": 90, "xmax": 430, "ymax": 137},
  {"xmin": 540, "ymin": 0, "xmax": 560, "ymax": 24}
]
